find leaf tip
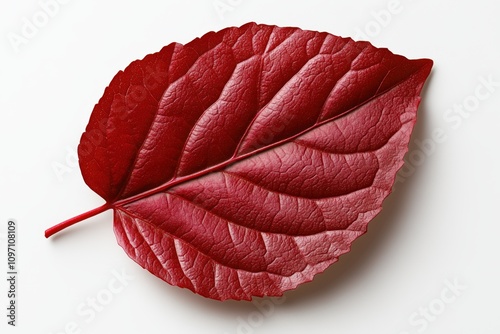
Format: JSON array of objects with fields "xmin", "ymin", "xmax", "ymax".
[{"xmin": 416, "ymin": 57, "xmax": 434, "ymax": 76}]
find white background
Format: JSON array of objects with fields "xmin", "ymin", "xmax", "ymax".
[{"xmin": 1, "ymin": 0, "xmax": 499, "ymax": 333}]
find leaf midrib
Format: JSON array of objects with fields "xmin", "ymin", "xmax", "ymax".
[{"xmin": 113, "ymin": 67, "xmax": 421, "ymax": 208}]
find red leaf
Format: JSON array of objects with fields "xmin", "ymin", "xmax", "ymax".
[{"xmin": 46, "ymin": 23, "xmax": 433, "ymax": 301}]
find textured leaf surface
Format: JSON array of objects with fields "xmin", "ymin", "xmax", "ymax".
[{"xmin": 76, "ymin": 23, "xmax": 432, "ymax": 300}]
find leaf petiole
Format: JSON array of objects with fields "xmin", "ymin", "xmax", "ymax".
[{"xmin": 45, "ymin": 203, "xmax": 112, "ymax": 238}]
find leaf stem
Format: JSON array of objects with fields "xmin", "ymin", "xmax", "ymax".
[{"xmin": 45, "ymin": 203, "xmax": 112, "ymax": 238}]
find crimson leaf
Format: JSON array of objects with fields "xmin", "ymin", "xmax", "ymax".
[{"xmin": 46, "ymin": 22, "xmax": 433, "ymax": 301}]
